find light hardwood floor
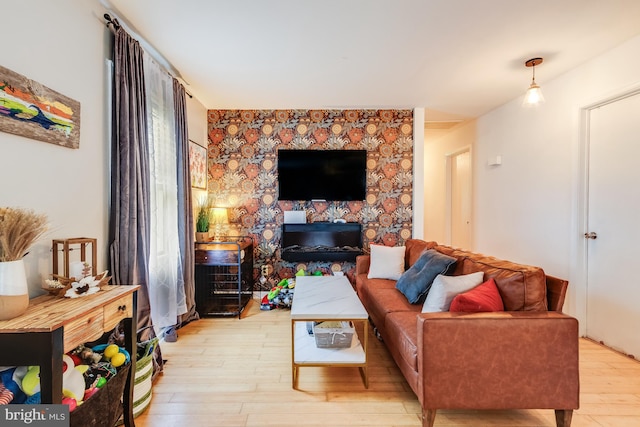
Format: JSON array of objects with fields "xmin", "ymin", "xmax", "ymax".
[{"xmin": 135, "ymin": 299, "xmax": 640, "ymax": 427}]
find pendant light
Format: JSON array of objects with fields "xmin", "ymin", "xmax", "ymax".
[{"xmin": 523, "ymin": 57, "xmax": 545, "ymax": 107}]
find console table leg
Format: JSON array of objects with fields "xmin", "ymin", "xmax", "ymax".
[
  {"xmin": 40, "ymin": 330, "xmax": 63, "ymax": 404},
  {"xmin": 121, "ymin": 291, "xmax": 138, "ymax": 427},
  {"xmin": 1, "ymin": 331, "xmax": 63, "ymax": 404}
]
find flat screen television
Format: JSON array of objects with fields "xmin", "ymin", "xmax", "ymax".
[{"xmin": 277, "ymin": 149, "xmax": 367, "ymax": 201}]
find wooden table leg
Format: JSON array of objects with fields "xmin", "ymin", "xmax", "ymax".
[
  {"xmin": 0, "ymin": 330, "xmax": 63, "ymax": 404},
  {"xmin": 121, "ymin": 292, "xmax": 138, "ymax": 427}
]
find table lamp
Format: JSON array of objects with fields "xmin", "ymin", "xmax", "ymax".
[{"xmin": 211, "ymin": 207, "xmax": 229, "ymax": 241}]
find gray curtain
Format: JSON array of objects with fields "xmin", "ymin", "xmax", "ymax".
[
  {"xmin": 108, "ymin": 26, "xmax": 163, "ymax": 375},
  {"xmin": 173, "ymin": 79, "xmax": 199, "ymax": 326}
]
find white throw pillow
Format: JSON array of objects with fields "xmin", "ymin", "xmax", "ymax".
[
  {"xmin": 421, "ymin": 271, "xmax": 485, "ymax": 312},
  {"xmin": 367, "ymin": 245, "xmax": 406, "ymax": 280}
]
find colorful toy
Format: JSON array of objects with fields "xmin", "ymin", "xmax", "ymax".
[
  {"xmin": 103, "ymin": 344, "xmax": 119, "ymax": 359},
  {"xmin": 0, "ymin": 342, "xmax": 126, "ymax": 409},
  {"xmin": 96, "ymin": 376, "xmax": 107, "ymax": 388},
  {"xmin": 62, "ymin": 396, "xmax": 77, "ymax": 411},
  {"xmin": 62, "ymin": 354, "xmax": 86, "ymax": 402},
  {"xmin": 262, "ymin": 278, "xmax": 295, "ymax": 309},
  {"xmin": 110, "ymin": 352, "xmax": 126, "ymax": 367},
  {"xmin": 7, "ymin": 366, "xmax": 45, "ymax": 404},
  {"xmin": 0, "ymin": 380, "xmax": 14, "ymax": 405},
  {"xmin": 83, "ymin": 386, "xmax": 99, "ymax": 400},
  {"xmin": 20, "ymin": 366, "xmax": 40, "ymax": 396},
  {"xmin": 0, "ymin": 368, "xmax": 22, "ymax": 404},
  {"xmin": 92, "ymin": 343, "xmax": 130, "ymax": 369}
]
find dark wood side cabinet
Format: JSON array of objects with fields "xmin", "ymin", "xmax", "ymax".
[{"xmin": 194, "ymin": 236, "xmax": 254, "ymax": 318}]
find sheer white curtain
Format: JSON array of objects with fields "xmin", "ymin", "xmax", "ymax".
[{"xmin": 143, "ymin": 51, "xmax": 187, "ymax": 330}]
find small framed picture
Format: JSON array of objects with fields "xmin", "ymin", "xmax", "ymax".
[{"xmin": 189, "ymin": 140, "xmax": 207, "ymax": 189}]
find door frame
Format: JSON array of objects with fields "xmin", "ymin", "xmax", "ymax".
[
  {"xmin": 574, "ymin": 83, "xmax": 640, "ymax": 337},
  {"xmin": 444, "ymin": 146, "xmax": 473, "ymax": 248}
]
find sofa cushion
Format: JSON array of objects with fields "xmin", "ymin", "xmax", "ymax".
[
  {"xmin": 450, "ymin": 277, "xmax": 505, "ymax": 313},
  {"xmin": 355, "ymin": 273, "xmax": 396, "ymax": 297},
  {"xmin": 396, "ymin": 249, "xmax": 457, "ymax": 304},
  {"xmin": 363, "ymin": 287, "xmax": 420, "ymax": 334},
  {"xmin": 355, "ymin": 275, "xmax": 396, "ymax": 311},
  {"xmin": 366, "ymin": 287, "xmax": 420, "ymax": 316},
  {"xmin": 433, "ymin": 245, "xmax": 468, "ymax": 275},
  {"xmin": 421, "ymin": 271, "xmax": 485, "ymax": 312},
  {"xmin": 367, "ymin": 244, "xmax": 406, "ymax": 280},
  {"xmin": 461, "ymin": 256, "xmax": 547, "ymax": 311},
  {"xmin": 404, "ymin": 239, "xmax": 438, "ymax": 268}
]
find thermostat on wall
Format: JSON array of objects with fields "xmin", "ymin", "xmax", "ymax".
[{"xmin": 488, "ymin": 155, "xmax": 502, "ymax": 166}]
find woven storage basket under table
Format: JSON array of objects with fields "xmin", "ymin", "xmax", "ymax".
[
  {"xmin": 116, "ymin": 337, "xmax": 158, "ymax": 424},
  {"xmin": 313, "ymin": 321, "xmax": 355, "ymax": 348}
]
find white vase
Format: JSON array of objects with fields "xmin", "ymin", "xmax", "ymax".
[{"xmin": 0, "ymin": 259, "xmax": 30, "ymax": 321}]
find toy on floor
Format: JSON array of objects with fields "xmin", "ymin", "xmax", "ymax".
[{"xmin": 261, "ymin": 278, "xmax": 295, "ymax": 310}]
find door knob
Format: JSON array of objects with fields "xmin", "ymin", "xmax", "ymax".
[{"xmin": 584, "ymin": 232, "xmax": 598, "ymax": 239}]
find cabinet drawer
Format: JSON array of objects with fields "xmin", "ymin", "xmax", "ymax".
[
  {"xmin": 104, "ymin": 294, "xmax": 134, "ymax": 331},
  {"xmin": 64, "ymin": 311, "xmax": 104, "ymax": 353},
  {"xmin": 195, "ymin": 249, "xmax": 242, "ymax": 265}
]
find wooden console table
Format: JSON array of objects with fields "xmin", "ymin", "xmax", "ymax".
[{"xmin": 0, "ymin": 285, "xmax": 139, "ymax": 427}]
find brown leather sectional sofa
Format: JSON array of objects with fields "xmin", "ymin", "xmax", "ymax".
[{"xmin": 354, "ymin": 239, "xmax": 580, "ymax": 427}]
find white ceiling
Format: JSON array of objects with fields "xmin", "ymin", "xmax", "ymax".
[{"xmin": 105, "ymin": 0, "xmax": 640, "ymax": 121}]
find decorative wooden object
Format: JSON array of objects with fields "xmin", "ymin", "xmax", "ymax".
[
  {"xmin": 0, "ymin": 65, "xmax": 81, "ymax": 149},
  {"xmin": 52, "ymin": 237, "xmax": 97, "ymax": 279}
]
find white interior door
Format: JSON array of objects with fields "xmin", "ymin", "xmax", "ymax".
[
  {"xmin": 450, "ymin": 149, "xmax": 472, "ymax": 250},
  {"xmin": 587, "ymin": 92, "xmax": 640, "ymax": 357}
]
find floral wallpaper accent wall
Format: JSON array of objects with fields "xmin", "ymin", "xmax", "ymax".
[{"xmin": 207, "ymin": 109, "xmax": 413, "ymax": 290}]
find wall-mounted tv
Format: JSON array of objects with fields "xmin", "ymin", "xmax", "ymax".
[{"xmin": 277, "ymin": 149, "xmax": 367, "ymax": 201}]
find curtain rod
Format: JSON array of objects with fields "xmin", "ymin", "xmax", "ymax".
[
  {"xmin": 103, "ymin": 13, "xmax": 120, "ymax": 31},
  {"xmin": 102, "ymin": 11, "xmax": 193, "ymax": 99}
]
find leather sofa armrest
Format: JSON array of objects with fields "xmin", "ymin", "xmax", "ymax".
[
  {"xmin": 546, "ymin": 275, "xmax": 569, "ymax": 312},
  {"xmin": 355, "ymin": 254, "xmax": 371, "ymax": 275},
  {"xmin": 417, "ymin": 311, "xmax": 579, "ymax": 411}
]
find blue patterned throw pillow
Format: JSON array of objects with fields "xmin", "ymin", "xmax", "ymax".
[{"xmin": 395, "ymin": 249, "xmax": 457, "ymax": 304}]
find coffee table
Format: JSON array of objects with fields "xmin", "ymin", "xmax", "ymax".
[{"xmin": 290, "ymin": 275, "xmax": 369, "ymax": 389}]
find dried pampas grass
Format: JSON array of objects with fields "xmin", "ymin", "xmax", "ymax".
[{"xmin": 0, "ymin": 207, "xmax": 49, "ymax": 262}]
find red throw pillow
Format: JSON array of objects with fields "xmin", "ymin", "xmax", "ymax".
[{"xmin": 450, "ymin": 278, "xmax": 504, "ymax": 312}]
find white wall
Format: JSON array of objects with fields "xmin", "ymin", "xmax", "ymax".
[
  {"xmin": 186, "ymin": 95, "xmax": 209, "ymax": 220},
  {"xmin": 0, "ymin": 0, "xmax": 110, "ymax": 296},
  {"xmin": 429, "ymin": 34, "xmax": 640, "ymax": 323},
  {"xmin": 424, "ymin": 120, "xmax": 476, "ymax": 244}
]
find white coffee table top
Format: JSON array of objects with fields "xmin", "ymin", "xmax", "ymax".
[{"xmin": 291, "ymin": 275, "xmax": 368, "ymax": 320}]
